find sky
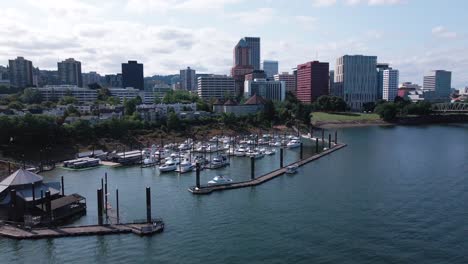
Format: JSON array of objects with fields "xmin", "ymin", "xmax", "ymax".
[{"xmin": 0, "ymin": 0, "xmax": 467, "ymax": 87}]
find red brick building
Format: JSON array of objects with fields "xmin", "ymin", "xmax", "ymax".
[{"xmin": 296, "ymin": 61, "xmax": 329, "ymax": 103}]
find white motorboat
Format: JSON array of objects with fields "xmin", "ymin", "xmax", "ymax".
[
  {"xmin": 178, "ymin": 143, "xmax": 191, "ymax": 151},
  {"xmin": 208, "ymin": 175, "xmax": 233, "ymax": 185},
  {"xmin": 158, "ymin": 159, "xmax": 178, "ymax": 172},
  {"xmin": 207, "ymin": 155, "xmax": 229, "ymax": 169},
  {"xmin": 176, "ymin": 159, "xmax": 194, "ymax": 173},
  {"xmin": 287, "ymin": 139, "xmax": 301, "ymax": 148},
  {"xmin": 265, "ymin": 149, "xmax": 276, "ymax": 155},
  {"xmin": 234, "ymin": 147, "xmax": 247, "ymax": 157},
  {"xmin": 285, "ymin": 165, "xmax": 298, "ymax": 174}
]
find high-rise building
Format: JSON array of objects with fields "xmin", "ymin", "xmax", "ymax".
[
  {"xmin": 231, "ymin": 39, "xmax": 254, "ymax": 96},
  {"xmin": 82, "ymin": 71, "xmax": 102, "ymax": 87},
  {"xmin": 262, "ymin": 60, "xmax": 278, "ymax": 78},
  {"xmin": 105, "ymin": 74, "xmax": 123, "ymax": 88},
  {"xmin": 296, "ymin": 61, "xmax": 329, "ymax": 103},
  {"xmin": 423, "ymin": 70, "xmax": 452, "ymax": 101},
  {"xmin": 274, "ymin": 72, "xmax": 296, "ymax": 94},
  {"xmin": 244, "ymin": 78, "xmax": 285, "ymax": 101},
  {"xmin": 383, "ymin": 69, "xmax": 399, "ymax": 101},
  {"xmin": 122, "ymin": 60, "xmax": 144, "ymax": 90},
  {"xmin": 244, "ymin": 37, "xmax": 261, "ymax": 70},
  {"xmin": 376, "ymin": 63, "xmax": 391, "ymax": 100},
  {"xmin": 329, "ymin": 70, "xmax": 335, "ymax": 95},
  {"xmin": 334, "ymin": 55, "xmax": 378, "ymax": 110},
  {"xmin": 8, "ymin": 57, "xmax": 33, "ymax": 88},
  {"xmin": 180, "ymin": 67, "xmax": 196, "ymax": 91},
  {"xmin": 58, "ymin": 58, "xmax": 83, "ymax": 87},
  {"xmin": 197, "ymin": 75, "xmax": 235, "ymax": 99}
]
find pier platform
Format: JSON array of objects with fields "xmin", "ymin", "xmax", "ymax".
[
  {"xmin": 0, "ymin": 220, "xmax": 164, "ymax": 240},
  {"xmin": 189, "ymin": 143, "xmax": 347, "ymax": 195}
]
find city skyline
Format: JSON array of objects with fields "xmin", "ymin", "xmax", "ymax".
[{"xmin": 1, "ymin": 0, "xmax": 467, "ymax": 87}]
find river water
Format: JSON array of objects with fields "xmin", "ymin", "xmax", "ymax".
[{"xmin": 1, "ymin": 124, "xmax": 467, "ymax": 263}]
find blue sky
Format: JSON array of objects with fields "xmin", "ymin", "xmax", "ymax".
[{"xmin": 1, "ymin": 0, "xmax": 466, "ymax": 87}]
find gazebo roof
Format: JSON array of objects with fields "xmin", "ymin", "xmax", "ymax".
[
  {"xmin": 0, "ymin": 169, "xmax": 43, "ymax": 187},
  {"xmin": 244, "ymin": 94, "xmax": 267, "ymax": 105}
]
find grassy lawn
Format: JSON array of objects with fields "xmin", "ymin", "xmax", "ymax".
[{"xmin": 312, "ymin": 112, "xmax": 381, "ymax": 123}]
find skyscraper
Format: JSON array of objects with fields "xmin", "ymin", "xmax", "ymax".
[
  {"xmin": 334, "ymin": 55, "xmax": 378, "ymax": 110},
  {"xmin": 58, "ymin": 58, "xmax": 83, "ymax": 87},
  {"xmin": 423, "ymin": 70, "xmax": 452, "ymax": 101},
  {"xmin": 231, "ymin": 39, "xmax": 254, "ymax": 96},
  {"xmin": 383, "ymin": 69, "xmax": 399, "ymax": 101},
  {"xmin": 376, "ymin": 63, "xmax": 391, "ymax": 100},
  {"xmin": 329, "ymin": 70, "xmax": 335, "ymax": 95},
  {"xmin": 122, "ymin": 60, "xmax": 144, "ymax": 90},
  {"xmin": 296, "ymin": 61, "xmax": 329, "ymax": 103},
  {"xmin": 262, "ymin": 60, "xmax": 278, "ymax": 78},
  {"xmin": 244, "ymin": 78, "xmax": 286, "ymax": 101},
  {"xmin": 180, "ymin": 67, "xmax": 196, "ymax": 91},
  {"xmin": 8, "ymin": 57, "xmax": 33, "ymax": 88},
  {"xmin": 244, "ymin": 37, "xmax": 261, "ymax": 70}
]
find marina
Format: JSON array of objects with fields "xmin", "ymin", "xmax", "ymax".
[{"xmin": 189, "ymin": 143, "xmax": 347, "ymax": 194}]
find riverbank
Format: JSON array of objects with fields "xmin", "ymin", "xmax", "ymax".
[{"xmin": 313, "ymin": 112, "xmax": 468, "ymax": 129}]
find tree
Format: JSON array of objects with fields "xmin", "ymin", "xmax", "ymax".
[
  {"xmin": 262, "ymin": 99, "xmax": 276, "ymax": 123},
  {"xmin": 362, "ymin": 102, "xmax": 376, "ymax": 112},
  {"xmin": 166, "ymin": 112, "xmax": 180, "ymax": 131},
  {"xmin": 97, "ymin": 88, "xmax": 111, "ymax": 101},
  {"xmin": 375, "ymin": 102, "xmax": 398, "ymax": 121},
  {"xmin": 124, "ymin": 98, "xmax": 137, "ymax": 116},
  {"xmin": 59, "ymin": 96, "xmax": 77, "ymax": 105},
  {"xmin": 8, "ymin": 101, "xmax": 24, "ymax": 110},
  {"xmin": 21, "ymin": 88, "xmax": 43, "ymax": 104}
]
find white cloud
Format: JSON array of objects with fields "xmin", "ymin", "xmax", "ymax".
[
  {"xmin": 229, "ymin": 8, "xmax": 275, "ymax": 25},
  {"xmin": 312, "ymin": 0, "xmax": 337, "ymax": 7},
  {"xmin": 345, "ymin": 0, "xmax": 405, "ymax": 5},
  {"xmin": 125, "ymin": 0, "xmax": 244, "ymax": 13},
  {"xmin": 432, "ymin": 26, "xmax": 458, "ymax": 39}
]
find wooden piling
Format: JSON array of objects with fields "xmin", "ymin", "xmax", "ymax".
[
  {"xmin": 250, "ymin": 156, "xmax": 255, "ymax": 180},
  {"xmin": 328, "ymin": 134, "xmax": 331, "ymax": 149},
  {"xmin": 300, "ymin": 142, "xmax": 303, "ymax": 159},
  {"xmin": 116, "ymin": 189, "xmax": 120, "ymax": 224},
  {"xmin": 280, "ymin": 148, "xmax": 284, "ymax": 168},
  {"xmin": 315, "ymin": 138, "xmax": 319, "ymax": 153},
  {"xmin": 146, "ymin": 187, "xmax": 151, "ymax": 223},
  {"xmin": 61, "ymin": 176, "xmax": 64, "ymax": 196},
  {"xmin": 97, "ymin": 189, "xmax": 103, "ymax": 225},
  {"xmin": 196, "ymin": 162, "xmax": 201, "ymax": 188},
  {"xmin": 335, "ymin": 131, "xmax": 338, "ymax": 144},
  {"xmin": 45, "ymin": 191, "xmax": 52, "ymax": 223}
]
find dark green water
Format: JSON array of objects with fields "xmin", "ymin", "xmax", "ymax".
[{"xmin": 1, "ymin": 124, "xmax": 467, "ymax": 263}]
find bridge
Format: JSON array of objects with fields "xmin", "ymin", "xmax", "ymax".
[{"xmin": 432, "ymin": 103, "xmax": 468, "ymax": 113}]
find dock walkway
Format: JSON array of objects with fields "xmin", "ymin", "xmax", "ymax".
[
  {"xmin": 0, "ymin": 221, "xmax": 164, "ymax": 240},
  {"xmin": 189, "ymin": 143, "xmax": 347, "ymax": 195}
]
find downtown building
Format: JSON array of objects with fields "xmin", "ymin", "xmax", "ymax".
[
  {"xmin": 180, "ymin": 67, "xmax": 196, "ymax": 91},
  {"xmin": 35, "ymin": 85, "xmax": 97, "ymax": 103},
  {"xmin": 423, "ymin": 70, "xmax": 452, "ymax": 102},
  {"xmin": 58, "ymin": 58, "xmax": 83, "ymax": 87},
  {"xmin": 382, "ymin": 69, "xmax": 399, "ymax": 101},
  {"xmin": 334, "ymin": 55, "xmax": 378, "ymax": 110},
  {"xmin": 82, "ymin": 71, "xmax": 102, "ymax": 87},
  {"xmin": 231, "ymin": 38, "xmax": 254, "ymax": 96},
  {"xmin": 296, "ymin": 61, "xmax": 329, "ymax": 103},
  {"xmin": 8, "ymin": 57, "xmax": 33, "ymax": 88},
  {"xmin": 376, "ymin": 63, "xmax": 391, "ymax": 100},
  {"xmin": 104, "ymin": 74, "xmax": 123, "ymax": 88},
  {"xmin": 197, "ymin": 75, "xmax": 235, "ymax": 99},
  {"xmin": 244, "ymin": 78, "xmax": 286, "ymax": 101},
  {"xmin": 122, "ymin": 61, "xmax": 144, "ymax": 90},
  {"xmin": 244, "ymin": 37, "xmax": 261, "ymax": 70},
  {"xmin": 262, "ymin": 60, "xmax": 278, "ymax": 78},
  {"xmin": 274, "ymin": 72, "xmax": 296, "ymax": 94}
]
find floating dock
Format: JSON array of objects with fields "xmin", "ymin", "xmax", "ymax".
[
  {"xmin": 189, "ymin": 143, "xmax": 347, "ymax": 195},
  {"xmin": 0, "ymin": 220, "xmax": 164, "ymax": 240}
]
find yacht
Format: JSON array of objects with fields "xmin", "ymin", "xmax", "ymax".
[
  {"xmin": 285, "ymin": 165, "xmax": 298, "ymax": 174},
  {"xmin": 208, "ymin": 175, "xmax": 233, "ymax": 185},
  {"xmin": 264, "ymin": 149, "xmax": 276, "ymax": 156},
  {"xmin": 234, "ymin": 147, "xmax": 247, "ymax": 157},
  {"xmin": 158, "ymin": 159, "xmax": 178, "ymax": 172},
  {"xmin": 208, "ymin": 155, "xmax": 229, "ymax": 169},
  {"xmin": 287, "ymin": 139, "xmax": 301, "ymax": 149},
  {"xmin": 176, "ymin": 159, "xmax": 194, "ymax": 173}
]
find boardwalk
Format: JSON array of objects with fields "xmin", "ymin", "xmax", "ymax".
[
  {"xmin": 0, "ymin": 221, "xmax": 164, "ymax": 240},
  {"xmin": 189, "ymin": 143, "xmax": 347, "ymax": 195}
]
